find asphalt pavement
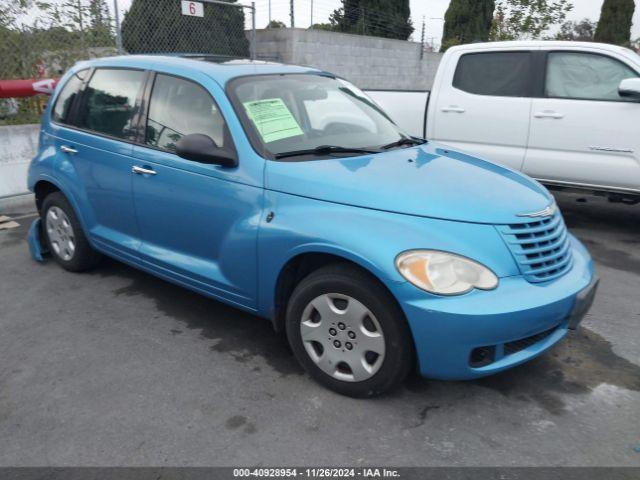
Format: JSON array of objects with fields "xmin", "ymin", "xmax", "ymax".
[{"xmin": 0, "ymin": 191, "xmax": 638, "ymax": 466}]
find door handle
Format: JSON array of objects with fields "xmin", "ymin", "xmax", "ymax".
[
  {"xmin": 132, "ymin": 166, "xmax": 157, "ymax": 175},
  {"xmin": 60, "ymin": 145, "xmax": 78, "ymax": 154},
  {"xmin": 534, "ymin": 111, "xmax": 564, "ymax": 119},
  {"xmin": 441, "ymin": 106, "xmax": 466, "ymax": 113}
]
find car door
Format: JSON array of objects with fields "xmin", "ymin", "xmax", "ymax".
[
  {"xmin": 131, "ymin": 72, "xmax": 262, "ymax": 309},
  {"xmin": 429, "ymin": 49, "xmax": 535, "ymax": 171},
  {"xmin": 51, "ymin": 67, "xmax": 146, "ymax": 259},
  {"xmin": 523, "ymin": 49, "xmax": 640, "ymax": 193}
]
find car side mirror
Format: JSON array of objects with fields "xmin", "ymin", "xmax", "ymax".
[
  {"xmin": 619, "ymin": 78, "xmax": 640, "ymax": 100},
  {"xmin": 176, "ymin": 134, "xmax": 238, "ymax": 167}
]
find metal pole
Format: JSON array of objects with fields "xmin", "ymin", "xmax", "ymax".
[
  {"xmin": 77, "ymin": 0, "xmax": 86, "ymax": 52},
  {"xmin": 420, "ymin": 16, "xmax": 425, "ymax": 59},
  {"xmin": 269, "ymin": 0, "xmax": 271, "ymax": 27},
  {"xmin": 113, "ymin": 0, "xmax": 123, "ymax": 54},
  {"xmin": 310, "ymin": 0, "xmax": 313, "ymax": 28},
  {"xmin": 290, "ymin": 0, "xmax": 294, "ymax": 28},
  {"xmin": 251, "ymin": 2, "xmax": 256, "ymax": 61}
]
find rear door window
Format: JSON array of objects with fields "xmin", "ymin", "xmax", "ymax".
[
  {"xmin": 145, "ymin": 74, "xmax": 227, "ymax": 152},
  {"xmin": 51, "ymin": 69, "xmax": 88, "ymax": 124},
  {"xmin": 77, "ymin": 68, "xmax": 145, "ymax": 139},
  {"xmin": 453, "ymin": 52, "xmax": 533, "ymax": 97}
]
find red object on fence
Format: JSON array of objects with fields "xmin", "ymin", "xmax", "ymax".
[{"xmin": 0, "ymin": 78, "xmax": 58, "ymax": 98}]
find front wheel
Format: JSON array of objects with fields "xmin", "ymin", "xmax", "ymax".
[{"xmin": 286, "ymin": 264, "xmax": 414, "ymax": 397}]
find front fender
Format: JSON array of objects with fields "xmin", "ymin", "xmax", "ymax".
[{"xmin": 256, "ymin": 190, "xmax": 520, "ymax": 318}]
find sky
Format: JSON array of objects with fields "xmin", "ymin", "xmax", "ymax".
[{"xmin": 111, "ymin": 0, "xmax": 640, "ymax": 49}]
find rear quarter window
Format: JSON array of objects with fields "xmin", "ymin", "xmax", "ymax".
[
  {"xmin": 51, "ymin": 69, "xmax": 88, "ymax": 124},
  {"xmin": 453, "ymin": 51, "xmax": 533, "ymax": 97}
]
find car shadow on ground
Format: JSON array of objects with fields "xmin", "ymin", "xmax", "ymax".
[{"xmin": 89, "ymin": 252, "xmax": 639, "ymax": 413}]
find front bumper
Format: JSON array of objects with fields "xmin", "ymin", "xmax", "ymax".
[{"xmin": 393, "ymin": 235, "xmax": 596, "ymax": 380}]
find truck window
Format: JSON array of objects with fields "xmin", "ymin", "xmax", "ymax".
[
  {"xmin": 145, "ymin": 74, "xmax": 226, "ymax": 152},
  {"xmin": 545, "ymin": 52, "xmax": 639, "ymax": 102},
  {"xmin": 51, "ymin": 69, "xmax": 88, "ymax": 125},
  {"xmin": 77, "ymin": 68, "xmax": 145, "ymax": 140},
  {"xmin": 453, "ymin": 52, "xmax": 532, "ymax": 97}
]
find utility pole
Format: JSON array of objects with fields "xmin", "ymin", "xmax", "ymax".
[
  {"xmin": 290, "ymin": 0, "xmax": 294, "ymax": 28},
  {"xmin": 251, "ymin": 1, "xmax": 256, "ymax": 60},
  {"xmin": 268, "ymin": 0, "xmax": 271, "ymax": 27},
  {"xmin": 113, "ymin": 0, "xmax": 123, "ymax": 54},
  {"xmin": 310, "ymin": 0, "xmax": 313, "ymax": 28},
  {"xmin": 420, "ymin": 16, "xmax": 426, "ymax": 59}
]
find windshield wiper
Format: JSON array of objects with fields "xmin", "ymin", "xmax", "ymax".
[
  {"xmin": 275, "ymin": 145, "xmax": 379, "ymax": 160},
  {"xmin": 381, "ymin": 137, "xmax": 426, "ymax": 150}
]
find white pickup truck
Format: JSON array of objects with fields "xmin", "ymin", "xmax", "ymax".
[{"xmin": 367, "ymin": 41, "xmax": 640, "ymax": 204}]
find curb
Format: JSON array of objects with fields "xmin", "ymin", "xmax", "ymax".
[{"xmin": 0, "ymin": 193, "xmax": 36, "ymax": 215}]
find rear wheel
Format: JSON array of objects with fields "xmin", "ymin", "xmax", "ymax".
[
  {"xmin": 42, "ymin": 192, "xmax": 102, "ymax": 272},
  {"xmin": 286, "ymin": 263, "xmax": 414, "ymax": 397}
]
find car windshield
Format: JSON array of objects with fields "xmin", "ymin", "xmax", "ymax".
[{"xmin": 228, "ymin": 73, "xmax": 409, "ymax": 159}]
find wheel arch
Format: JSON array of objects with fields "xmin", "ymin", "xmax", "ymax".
[
  {"xmin": 270, "ymin": 249, "xmax": 403, "ymax": 334},
  {"xmin": 33, "ymin": 177, "xmax": 92, "ymax": 238},
  {"xmin": 34, "ymin": 179, "xmax": 61, "ymax": 213}
]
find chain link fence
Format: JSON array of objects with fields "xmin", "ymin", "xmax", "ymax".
[
  {"xmin": 0, "ymin": 0, "xmax": 255, "ymax": 125},
  {"xmin": 2, "ymin": 0, "xmax": 428, "ymax": 125}
]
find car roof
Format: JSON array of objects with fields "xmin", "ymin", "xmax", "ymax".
[
  {"xmin": 448, "ymin": 40, "xmax": 636, "ymax": 55},
  {"xmin": 72, "ymin": 54, "xmax": 326, "ymax": 86}
]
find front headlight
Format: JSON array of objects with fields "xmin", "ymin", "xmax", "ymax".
[{"xmin": 395, "ymin": 250, "xmax": 498, "ymax": 295}]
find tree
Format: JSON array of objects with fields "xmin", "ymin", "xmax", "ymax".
[
  {"xmin": 594, "ymin": 0, "xmax": 635, "ymax": 46},
  {"xmin": 266, "ymin": 20, "xmax": 286, "ymax": 29},
  {"xmin": 490, "ymin": 0, "xmax": 573, "ymax": 41},
  {"xmin": 329, "ymin": 0, "xmax": 413, "ymax": 40},
  {"xmin": 87, "ymin": 0, "xmax": 114, "ymax": 46},
  {"xmin": 121, "ymin": 0, "xmax": 249, "ymax": 56},
  {"xmin": 441, "ymin": 0, "xmax": 495, "ymax": 52},
  {"xmin": 555, "ymin": 18, "xmax": 596, "ymax": 41},
  {"xmin": 309, "ymin": 23, "xmax": 334, "ymax": 31}
]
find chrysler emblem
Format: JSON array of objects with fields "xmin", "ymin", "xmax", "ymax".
[{"xmin": 518, "ymin": 203, "xmax": 557, "ymax": 218}]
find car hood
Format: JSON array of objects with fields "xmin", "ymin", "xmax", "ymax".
[{"xmin": 264, "ymin": 143, "xmax": 553, "ymax": 224}]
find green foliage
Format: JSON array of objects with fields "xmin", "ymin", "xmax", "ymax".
[
  {"xmin": 266, "ymin": 20, "xmax": 287, "ymax": 29},
  {"xmin": 309, "ymin": 23, "xmax": 334, "ymax": 31},
  {"xmin": 121, "ymin": 0, "xmax": 249, "ymax": 56},
  {"xmin": 328, "ymin": 0, "xmax": 413, "ymax": 40},
  {"xmin": 441, "ymin": 0, "xmax": 495, "ymax": 52},
  {"xmin": 555, "ymin": 18, "xmax": 596, "ymax": 41},
  {"xmin": 594, "ymin": 0, "xmax": 635, "ymax": 46},
  {"xmin": 490, "ymin": 0, "xmax": 573, "ymax": 41},
  {"xmin": 0, "ymin": 0, "xmax": 115, "ymax": 125}
]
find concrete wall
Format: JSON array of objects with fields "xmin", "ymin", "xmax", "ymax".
[
  {"xmin": 0, "ymin": 124, "xmax": 39, "ymax": 198},
  {"xmin": 255, "ymin": 28, "xmax": 442, "ymax": 91}
]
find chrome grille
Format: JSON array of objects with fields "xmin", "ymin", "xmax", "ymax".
[{"xmin": 498, "ymin": 212, "xmax": 573, "ymax": 283}]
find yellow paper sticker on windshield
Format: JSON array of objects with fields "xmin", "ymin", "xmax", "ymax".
[{"xmin": 243, "ymin": 98, "xmax": 304, "ymax": 143}]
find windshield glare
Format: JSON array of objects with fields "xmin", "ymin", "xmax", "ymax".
[{"xmin": 229, "ymin": 74, "xmax": 407, "ymax": 158}]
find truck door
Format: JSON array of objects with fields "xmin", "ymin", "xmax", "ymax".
[
  {"xmin": 429, "ymin": 50, "xmax": 535, "ymax": 171},
  {"xmin": 523, "ymin": 49, "xmax": 640, "ymax": 193}
]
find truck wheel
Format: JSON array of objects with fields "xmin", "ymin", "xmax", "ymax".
[
  {"xmin": 285, "ymin": 263, "xmax": 414, "ymax": 398},
  {"xmin": 42, "ymin": 192, "xmax": 102, "ymax": 272}
]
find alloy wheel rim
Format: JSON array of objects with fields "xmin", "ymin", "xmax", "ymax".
[
  {"xmin": 300, "ymin": 293, "xmax": 385, "ymax": 382},
  {"xmin": 45, "ymin": 206, "xmax": 76, "ymax": 261}
]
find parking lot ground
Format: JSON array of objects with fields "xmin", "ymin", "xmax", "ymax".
[{"xmin": 0, "ymin": 192, "xmax": 639, "ymax": 467}]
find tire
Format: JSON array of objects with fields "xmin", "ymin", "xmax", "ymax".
[
  {"xmin": 285, "ymin": 263, "xmax": 414, "ymax": 398},
  {"xmin": 41, "ymin": 191, "xmax": 102, "ymax": 272}
]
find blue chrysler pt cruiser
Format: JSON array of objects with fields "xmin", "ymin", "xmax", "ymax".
[{"xmin": 28, "ymin": 55, "xmax": 598, "ymax": 397}]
